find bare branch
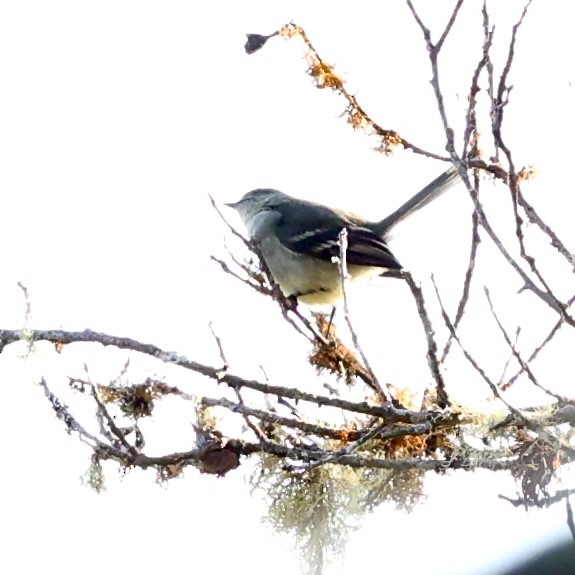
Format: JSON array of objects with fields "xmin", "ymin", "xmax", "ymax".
[
  {"xmin": 264, "ymin": 21, "xmax": 454, "ymax": 160},
  {"xmin": 0, "ymin": 327, "xmax": 453, "ymax": 425}
]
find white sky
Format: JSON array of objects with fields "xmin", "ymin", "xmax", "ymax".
[{"xmin": 1, "ymin": 1, "xmax": 575, "ymax": 574}]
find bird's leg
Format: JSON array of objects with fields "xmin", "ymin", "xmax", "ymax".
[{"xmin": 285, "ymin": 293, "xmax": 299, "ymax": 311}]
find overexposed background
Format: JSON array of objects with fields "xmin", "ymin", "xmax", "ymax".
[{"xmin": 1, "ymin": 1, "xmax": 574, "ymax": 573}]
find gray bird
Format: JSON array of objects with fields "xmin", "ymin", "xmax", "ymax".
[{"xmin": 227, "ymin": 166, "xmax": 460, "ymax": 304}]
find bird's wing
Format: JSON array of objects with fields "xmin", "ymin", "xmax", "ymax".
[{"xmin": 273, "ymin": 200, "xmax": 402, "ymax": 269}]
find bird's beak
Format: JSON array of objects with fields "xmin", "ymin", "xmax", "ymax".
[{"xmin": 224, "ymin": 200, "xmax": 239, "ymax": 209}]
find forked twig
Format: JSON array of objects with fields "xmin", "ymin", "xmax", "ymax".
[{"xmin": 485, "ymin": 288, "xmax": 568, "ymax": 403}]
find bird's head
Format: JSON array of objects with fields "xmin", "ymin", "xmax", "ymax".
[{"xmin": 226, "ymin": 189, "xmax": 285, "ymax": 224}]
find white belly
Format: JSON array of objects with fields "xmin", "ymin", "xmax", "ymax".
[{"xmin": 259, "ymin": 236, "xmax": 380, "ymax": 305}]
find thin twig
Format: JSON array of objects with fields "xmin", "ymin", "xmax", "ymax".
[
  {"xmin": 485, "ymin": 1, "xmax": 573, "ymax": 329},
  {"xmin": 337, "ymin": 228, "xmax": 386, "ymax": 400},
  {"xmin": 208, "ymin": 193, "xmax": 251, "ymax": 249},
  {"xmin": 567, "ymin": 496, "xmax": 575, "ymax": 541},
  {"xmin": 498, "ymin": 487, "xmax": 575, "ymax": 508},
  {"xmin": 297, "ymin": 420, "xmax": 432, "ymax": 472},
  {"xmin": 485, "ymin": 288, "xmax": 568, "ymax": 402},
  {"xmin": 208, "ymin": 322, "xmax": 229, "ymax": 373},
  {"xmin": 210, "ymin": 255, "xmax": 271, "ymax": 296},
  {"xmin": 85, "ymin": 376, "xmax": 138, "ymax": 456},
  {"xmin": 497, "ymin": 326, "xmax": 521, "ymax": 386},
  {"xmin": 441, "ymin": 195, "xmax": 480, "ymax": 362},
  {"xmin": 462, "ymin": 3, "xmax": 494, "ymax": 158},
  {"xmin": 17, "ymin": 282, "xmax": 32, "ymax": 325},
  {"xmin": 208, "ymin": 321, "xmax": 269, "ymax": 442},
  {"xmin": 39, "ymin": 377, "xmax": 128, "ymax": 459},
  {"xmin": 209, "ymin": 325, "xmax": 247, "ymax": 427},
  {"xmin": 406, "ymin": 0, "xmax": 463, "ymax": 155},
  {"xmin": 436, "ymin": 0, "xmax": 465, "ymax": 52},
  {"xmin": 491, "ymin": 0, "xmax": 533, "ymax": 160},
  {"xmin": 404, "ymin": 272, "xmax": 449, "ymax": 408},
  {"xmin": 502, "ymin": 293, "xmax": 575, "ymax": 389},
  {"xmin": 201, "ymin": 396, "xmax": 359, "ymax": 440},
  {"xmin": 517, "ymin": 192, "xmax": 575, "ymax": 269},
  {"xmin": 432, "ymin": 276, "xmax": 575, "ymax": 459},
  {"xmin": 477, "ymin": 197, "xmax": 570, "ymax": 320},
  {"xmin": 407, "ymin": 0, "xmax": 573, "ymax": 328},
  {"xmin": 432, "ymin": 276, "xmax": 516, "ymax": 408}
]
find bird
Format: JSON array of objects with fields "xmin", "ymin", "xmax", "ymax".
[{"xmin": 227, "ymin": 166, "xmax": 461, "ymax": 305}]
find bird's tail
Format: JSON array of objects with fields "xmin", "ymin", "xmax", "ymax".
[{"xmin": 372, "ymin": 166, "xmax": 461, "ymax": 235}]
